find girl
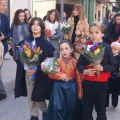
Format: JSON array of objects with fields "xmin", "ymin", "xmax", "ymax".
[
  {"xmin": 106, "ymin": 42, "xmax": 120, "ymax": 109},
  {"xmin": 45, "ymin": 9, "xmax": 61, "ymax": 58},
  {"xmin": 77, "ymin": 22, "xmax": 117, "ymax": 120},
  {"xmin": 24, "ymin": 8, "xmax": 32, "ymax": 23},
  {"xmin": 64, "ymin": 4, "xmax": 89, "ymax": 60},
  {"xmin": 46, "ymin": 40, "xmax": 83, "ymax": 120},
  {"xmin": 107, "ymin": 13, "xmax": 120, "ymax": 44},
  {"xmin": 12, "ymin": 9, "xmax": 29, "ymax": 98},
  {"xmin": 18, "ymin": 17, "xmax": 55, "ymax": 120}
]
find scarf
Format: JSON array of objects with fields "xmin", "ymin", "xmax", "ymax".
[
  {"xmin": 12, "ymin": 22, "xmax": 29, "ymax": 60},
  {"xmin": 72, "ymin": 16, "xmax": 79, "ymax": 44},
  {"xmin": 0, "ymin": 41, "xmax": 4, "ymax": 66}
]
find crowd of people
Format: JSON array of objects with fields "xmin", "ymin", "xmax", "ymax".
[{"xmin": 0, "ymin": 0, "xmax": 120, "ymax": 120}]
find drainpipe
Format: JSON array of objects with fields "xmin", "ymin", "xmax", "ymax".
[
  {"xmin": 60, "ymin": 0, "xmax": 64, "ymax": 22},
  {"xmin": 28, "ymin": 0, "xmax": 33, "ymax": 16}
]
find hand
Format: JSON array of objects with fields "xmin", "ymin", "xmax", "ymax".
[
  {"xmin": 63, "ymin": 34, "xmax": 69, "ymax": 39},
  {"xmin": 94, "ymin": 64, "xmax": 103, "ymax": 71},
  {"xmin": 0, "ymin": 32, "xmax": 5, "ymax": 41},
  {"xmin": 62, "ymin": 74, "xmax": 69, "ymax": 81},
  {"xmin": 83, "ymin": 69, "xmax": 96, "ymax": 76},
  {"xmin": 75, "ymin": 30, "xmax": 81, "ymax": 36},
  {"xmin": 26, "ymin": 69, "xmax": 36, "ymax": 76}
]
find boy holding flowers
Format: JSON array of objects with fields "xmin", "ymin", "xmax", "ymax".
[{"xmin": 77, "ymin": 22, "xmax": 117, "ymax": 120}]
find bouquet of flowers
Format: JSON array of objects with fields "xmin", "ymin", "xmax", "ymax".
[
  {"xmin": 41, "ymin": 57, "xmax": 60, "ymax": 74},
  {"xmin": 18, "ymin": 41, "xmax": 42, "ymax": 84},
  {"xmin": 81, "ymin": 41, "xmax": 105, "ymax": 78},
  {"xmin": 61, "ymin": 22, "xmax": 72, "ymax": 34}
]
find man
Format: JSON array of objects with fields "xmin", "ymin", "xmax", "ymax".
[{"xmin": 0, "ymin": 0, "xmax": 11, "ymax": 101}]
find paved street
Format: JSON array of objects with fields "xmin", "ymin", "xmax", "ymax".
[{"xmin": 0, "ymin": 54, "xmax": 120, "ymax": 120}]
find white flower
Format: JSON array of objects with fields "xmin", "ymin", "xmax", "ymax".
[{"xmin": 87, "ymin": 45, "xmax": 93, "ymax": 52}]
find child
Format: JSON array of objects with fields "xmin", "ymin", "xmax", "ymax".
[
  {"xmin": 106, "ymin": 41, "xmax": 120, "ymax": 109},
  {"xmin": 17, "ymin": 17, "xmax": 55, "ymax": 120},
  {"xmin": 12, "ymin": 9, "xmax": 29, "ymax": 98},
  {"xmin": 77, "ymin": 22, "xmax": 117, "ymax": 120},
  {"xmin": 46, "ymin": 40, "xmax": 83, "ymax": 120}
]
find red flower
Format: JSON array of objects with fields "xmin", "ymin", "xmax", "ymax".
[
  {"xmin": 94, "ymin": 46, "xmax": 98, "ymax": 50},
  {"xmin": 86, "ymin": 41, "xmax": 92, "ymax": 45}
]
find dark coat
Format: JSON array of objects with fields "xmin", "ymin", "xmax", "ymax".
[
  {"xmin": 106, "ymin": 22, "xmax": 120, "ymax": 43},
  {"xmin": 0, "ymin": 14, "xmax": 11, "ymax": 53},
  {"xmin": 14, "ymin": 36, "xmax": 55, "ymax": 101},
  {"xmin": 14, "ymin": 59, "xmax": 26, "ymax": 98}
]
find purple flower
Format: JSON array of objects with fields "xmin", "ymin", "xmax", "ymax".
[
  {"xmin": 90, "ymin": 46, "xmax": 95, "ymax": 51},
  {"xmin": 18, "ymin": 47, "xmax": 23, "ymax": 53},
  {"xmin": 93, "ymin": 42, "xmax": 98, "ymax": 47}
]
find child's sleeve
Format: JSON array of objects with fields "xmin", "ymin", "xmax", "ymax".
[
  {"xmin": 47, "ymin": 72, "xmax": 63, "ymax": 80},
  {"xmin": 75, "ymin": 68, "xmax": 83, "ymax": 98},
  {"xmin": 77, "ymin": 54, "xmax": 87, "ymax": 73},
  {"xmin": 103, "ymin": 46, "xmax": 117, "ymax": 72}
]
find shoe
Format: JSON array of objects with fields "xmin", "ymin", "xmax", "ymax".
[
  {"xmin": 42, "ymin": 112, "xmax": 47, "ymax": 120},
  {"xmin": 112, "ymin": 106, "xmax": 117, "ymax": 110},
  {"xmin": 30, "ymin": 116, "xmax": 38, "ymax": 120},
  {"xmin": 0, "ymin": 94, "xmax": 7, "ymax": 101}
]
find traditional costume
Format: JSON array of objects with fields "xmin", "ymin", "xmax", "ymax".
[{"xmin": 46, "ymin": 57, "xmax": 82, "ymax": 120}]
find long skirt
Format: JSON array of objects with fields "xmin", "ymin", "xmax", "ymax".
[{"xmin": 46, "ymin": 80, "xmax": 77, "ymax": 120}]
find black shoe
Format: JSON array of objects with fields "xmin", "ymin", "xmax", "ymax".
[
  {"xmin": 42, "ymin": 112, "xmax": 47, "ymax": 120},
  {"xmin": 30, "ymin": 116, "xmax": 38, "ymax": 120},
  {"xmin": 0, "ymin": 94, "xmax": 7, "ymax": 101}
]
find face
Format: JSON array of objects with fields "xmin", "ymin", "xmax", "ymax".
[
  {"xmin": 50, "ymin": 12, "xmax": 55, "ymax": 22},
  {"xmin": 60, "ymin": 43, "xmax": 73, "ymax": 59},
  {"xmin": 111, "ymin": 46, "xmax": 119, "ymax": 55},
  {"xmin": 89, "ymin": 27, "xmax": 104, "ymax": 43},
  {"xmin": 31, "ymin": 20, "xmax": 41, "ymax": 35},
  {"xmin": 19, "ymin": 12, "xmax": 25, "ymax": 22},
  {"xmin": 73, "ymin": 7, "xmax": 79, "ymax": 16},
  {"xmin": 0, "ymin": 1, "xmax": 6, "ymax": 14},
  {"xmin": 25, "ymin": 10, "xmax": 31, "ymax": 20},
  {"xmin": 115, "ymin": 16, "xmax": 120, "ymax": 24}
]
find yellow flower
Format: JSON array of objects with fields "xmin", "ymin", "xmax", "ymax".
[
  {"xmin": 33, "ymin": 54, "xmax": 38, "ymax": 59},
  {"xmin": 94, "ymin": 48, "xmax": 100, "ymax": 55}
]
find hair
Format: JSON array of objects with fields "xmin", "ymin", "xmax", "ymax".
[
  {"xmin": 59, "ymin": 39, "xmax": 73, "ymax": 49},
  {"xmin": 46, "ymin": 9, "xmax": 59, "ymax": 23},
  {"xmin": 71, "ymin": 4, "xmax": 86, "ymax": 20},
  {"xmin": 24, "ymin": 8, "xmax": 32, "ymax": 20},
  {"xmin": 111, "ymin": 41, "xmax": 120, "ymax": 52},
  {"xmin": 114, "ymin": 13, "xmax": 120, "ymax": 18},
  {"xmin": 29, "ymin": 17, "xmax": 45, "ymax": 36},
  {"xmin": 89, "ymin": 22, "xmax": 105, "ymax": 33},
  {"xmin": 13, "ymin": 9, "xmax": 28, "ymax": 25}
]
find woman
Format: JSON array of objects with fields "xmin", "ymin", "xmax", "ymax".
[
  {"xmin": 12, "ymin": 9, "xmax": 29, "ymax": 98},
  {"xmin": 24, "ymin": 8, "xmax": 32, "ymax": 23},
  {"xmin": 45, "ymin": 9, "xmax": 61, "ymax": 58},
  {"xmin": 107, "ymin": 13, "xmax": 120, "ymax": 44},
  {"xmin": 64, "ymin": 4, "xmax": 89, "ymax": 60}
]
